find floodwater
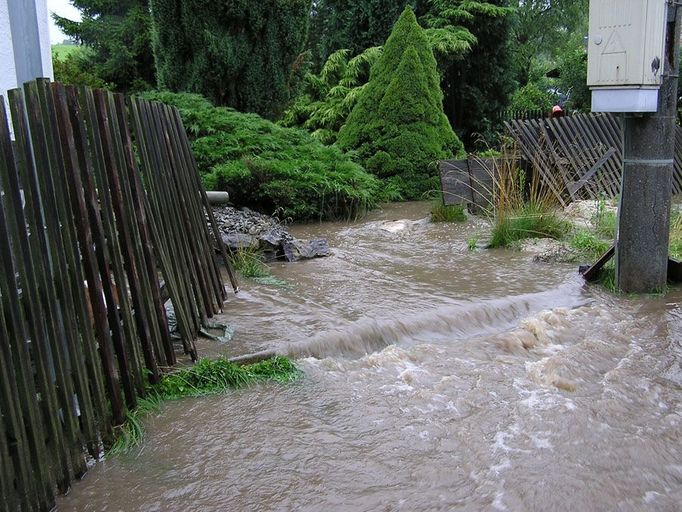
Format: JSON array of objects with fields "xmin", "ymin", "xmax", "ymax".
[{"xmin": 57, "ymin": 202, "xmax": 682, "ymax": 511}]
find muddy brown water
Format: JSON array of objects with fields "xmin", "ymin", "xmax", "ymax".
[{"xmin": 57, "ymin": 202, "xmax": 682, "ymax": 511}]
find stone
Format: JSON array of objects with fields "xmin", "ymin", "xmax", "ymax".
[
  {"xmin": 221, "ymin": 233, "xmax": 258, "ymax": 251},
  {"xmin": 282, "ymin": 239, "xmax": 331, "ymax": 262},
  {"xmin": 210, "ymin": 205, "xmax": 330, "ymax": 263}
]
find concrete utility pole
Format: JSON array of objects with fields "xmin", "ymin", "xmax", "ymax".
[{"xmin": 616, "ymin": 3, "xmax": 681, "ymax": 293}]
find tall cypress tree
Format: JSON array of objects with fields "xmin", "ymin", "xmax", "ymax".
[
  {"xmin": 337, "ymin": 8, "xmax": 463, "ymax": 199},
  {"xmin": 54, "ymin": 1, "xmax": 155, "ymax": 92},
  {"xmin": 150, "ymin": 0, "xmax": 311, "ymax": 119}
]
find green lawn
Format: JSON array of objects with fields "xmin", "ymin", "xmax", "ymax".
[{"xmin": 51, "ymin": 44, "xmax": 84, "ymax": 60}]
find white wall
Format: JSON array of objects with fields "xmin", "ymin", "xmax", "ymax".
[
  {"xmin": 0, "ymin": 0, "xmax": 18, "ymax": 108},
  {"xmin": 35, "ymin": 0, "xmax": 54, "ymax": 80},
  {"xmin": 0, "ymin": 0, "xmax": 54, "ymax": 116}
]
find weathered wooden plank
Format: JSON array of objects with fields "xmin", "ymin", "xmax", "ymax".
[
  {"xmin": 94, "ymin": 89, "xmax": 160, "ymax": 383},
  {"xmin": 51, "ymin": 82, "xmax": 112, "ymax": 445},
  {"xmin": 115, "ymin": 94, "xmax": 176, "ymax": 367},
  {"xmin": 151, "ymin": 102, "xmax": 215, "ymax": 321},
  {"xmin": 0, "ymin": 201, "xmax": 41, "ymax": 511},
  {"xmin": 37, "ymin": 78, "xmax": 101, "ymax": 470},
  {"xmin": 128, "ymin": 97, "xmax": 198, "ymax": 355},
  {"xmin": 80, "ymin": 86, "xmax": 141, "ymax": 411},
  {"xmin": 66, "ymin": 85, "xmax": 125, "ymax": 428},
  {"xmin": 0, "ymin": 94, "xmax": 58, "ymax": 511},
  {"xmin": 106, "ymin": 92, "xmax": 167, "ymax": 372},
  {"xmin": 161, "ymin": 104, "xmax": 225, "ymax": 311},
  {"xmin": 19, "ymin": 80, "xmax": 83, "ymax": 491},
  {"xmin": 580, "ymin": 245, "xmax": 616, "ymax": 282},
  {"xmin": 438, "ymin": 159, "xmax": 472, "ymax": 206},
  {"xmin": 167, "ymin": 107, "xmax": 238, "ymax": 295}
]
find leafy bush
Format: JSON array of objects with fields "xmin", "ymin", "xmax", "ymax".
[
  {"xmin": 52, "ymin": 48, "xmax": 111, "ymax": 89},
  {"xmin": 337, "ymin": 8, "xmax": 464, "ymax": 200},
  {"xmin": 509, "ymin": 82, "xmax": 555, "ymax": 114},
  {"xmin": 280, "ymin": 47, "xmax": 382, "ymax": 144},
  {"xmin": 142, "ymin": 91, "xmax": 380, "ymax": 221}
]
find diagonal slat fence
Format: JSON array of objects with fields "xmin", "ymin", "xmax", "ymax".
[
  {"xmin": 0, "ymin": 79, "xmax": 235, "ymax": 511},
  {"xmin": 505, "ymin": 113, "xmax": 682, "ymax": 206}
]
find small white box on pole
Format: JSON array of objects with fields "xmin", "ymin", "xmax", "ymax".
[{"xmin": 588, "ymin": 0, "xmax": 667, "ymax": 112}]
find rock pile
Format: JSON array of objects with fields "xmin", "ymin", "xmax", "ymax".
[{"xmin": 211, "ymin": 206, "xmax": 330, "ymax": 262}]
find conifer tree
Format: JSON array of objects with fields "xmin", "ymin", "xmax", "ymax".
[
  {"xmin": 337, "ymin": 7, "xmax": 462, "ymax": 199},
  {"xmin": 53, "ymin": 0, "xmax": 154, "ymax": 92},
  {"xmin": 150, "ymin": 0, "xmax": 311, "ymax": 119}
]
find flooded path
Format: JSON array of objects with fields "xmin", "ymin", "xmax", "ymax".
[{"xmin": 57, "ymin": 202, "xmax": 682, "ymax": 511}]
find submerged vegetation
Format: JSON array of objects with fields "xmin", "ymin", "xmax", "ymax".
[
  {"xmin": 431, "ymin": 202, "xmax": 466, "ymax": 223},
  {"xmin": 229, "ymin": 248, "xmax": 271, "ymax": 279},
  {"xmin": 110, "ymin": 357, "xmax": 300, "ymax": 454}
]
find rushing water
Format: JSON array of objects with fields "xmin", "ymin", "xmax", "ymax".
[{"xmin": 57, "ymin": 202, "xmax": 682, "ymax": 511}]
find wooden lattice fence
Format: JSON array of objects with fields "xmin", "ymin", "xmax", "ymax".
[
  {"xmin": 505, "ymin": 113, "xmax": 682, "ymax": 206},
  {"xmin": 0, "ymin": 79, "xmax": 235, "ymax": 511}
]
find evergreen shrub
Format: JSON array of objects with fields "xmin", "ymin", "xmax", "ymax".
[
  {"xmin": 143, "ymin": 92, "xmax": 380, "ymax": 221},
  {"xmin": 337, "ymin": 8, "xmax": 464, "ymax": 200}
]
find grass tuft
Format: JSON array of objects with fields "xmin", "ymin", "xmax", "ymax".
[
  {"xmin": 570, "ymin": 230, "xmax": 611, "ymax": 261},
  {"xmin": 474, "ymin": 147, "xmax": 570, "ymax": 248},
  {"xmin": 489, "ymin": 204, "xmax": 570, "ymax": 248},
  {"xmin": 431, "ymin": 201, "xmax": 466, "ymax": 223},
  {"xmin": 670, "ymin": 212, "xmax": 682, "ymax": 260},
  {"xmin": 230, "ymin": 248, "xmax": 271, "ymax": 278},
  {"xmin": 108, "ymin": 357, "xmax": 301, "ymax": 455}
]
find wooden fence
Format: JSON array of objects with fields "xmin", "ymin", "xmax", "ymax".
[
  {"xmin": 505, "ymin": 113, "xmax": 682, "ymax": 206},
  {"xmin": 0, "ymin": 79, "xmax": 235, "ymax": 511},
  {"xmin": 438, "ymin": 156, "xmax": 497, "ymax": 213}
]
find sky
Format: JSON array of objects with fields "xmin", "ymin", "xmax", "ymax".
[{"xmin": 47, "ymin": 0, "xmax": 81, "ymax": 44}]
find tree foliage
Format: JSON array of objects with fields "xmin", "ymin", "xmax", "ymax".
[
  {"xmin": 511, "ymin": 0, "xmax": 589, "ymax": 87},
  {"xmin": 337, "ymin": 8, "xmax": 463, "ymax": 199},
  {"xmin": 431, "ymin": 0, "xmax": 514, "ymax": 148},
  {"xmin": 51, "ymin": 47, "xmax": 112, "ymax": 89},
  {"xmin": 303, "ymin": 0, "xmax": 512, "ymax": 149},
  {"xmin": 280, "ymin": 46, "xmax": 383, "ymax": 144},
  {"xmin": 150, "ymin": 0, "xmax": 311, "ymax": 119},
  {"xmin": 53, "ymin": 0, "xmax": 155, "ymax": 92},
  {"xmin": 310, "ymin": 0, "xmax": 408, "ymax": 67}
]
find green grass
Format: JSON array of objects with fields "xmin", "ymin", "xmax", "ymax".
[
  {"xmin": 51, "ymin": 43, "xmax": 84, "ymax": 60},
  {"xmin": 592, "ymin": 209, "xmax": 617, "ymax": 239},
  {"xmin": 229, "ymin": 248, "xmax": 271, "ymax": 278},
  {"xmin": 489, "ymin": 205, "xmax": 570, "ymax": 248},
  {"xmin": 570, "ymin": 230, "xmax": 611, "ymax": 261},
  {"xmin": 431, "ymin": 202, "xmax": 466, "ymax": 222},
  {"xmin": 109, "ymin": 357, "xmax": 300, "ymax": 454},
  {"xmin": 670, "ymin": 212, "xmax": 682, "ymax": 260}
]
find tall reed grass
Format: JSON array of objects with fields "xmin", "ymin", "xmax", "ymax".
[{"xmin": 465, "ymin": 147, "xmax": 569, "ymax": 247}]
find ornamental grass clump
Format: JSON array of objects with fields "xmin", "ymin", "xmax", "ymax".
[
  {"xmin": 485, "ymin": 151, "xmax": 569, "ymax": 248},
  {"xmin": 337, "ymin": 7, "xmax": 464, "ymax": 200}
]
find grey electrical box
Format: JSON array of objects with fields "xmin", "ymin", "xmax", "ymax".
[{"xmin": 587, "ymin": 0, "xmax": 667, "ymax": 112}]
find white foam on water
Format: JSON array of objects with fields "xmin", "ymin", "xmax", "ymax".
[{"xmin": 492, "ymin": 491, "xmax": 508, "ymax": 511}]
